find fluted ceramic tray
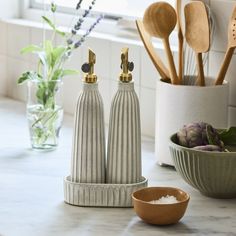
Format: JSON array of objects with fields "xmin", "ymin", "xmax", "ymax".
[{"xmin": 64, "ymin": 176, "xmax": 148, "ymax": 207}]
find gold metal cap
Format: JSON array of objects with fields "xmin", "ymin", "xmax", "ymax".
[
  {"xmin": 81, "ymin": 48, "xmax": 97, "ymax": 83},
  {"xmin": 119, "ymin": 48, "xmax": 134, "ymax": 82}
]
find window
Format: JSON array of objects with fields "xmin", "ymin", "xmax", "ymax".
[{"xmin": 31, "ymin": 0, "xmax": 176, "ymax": 19}]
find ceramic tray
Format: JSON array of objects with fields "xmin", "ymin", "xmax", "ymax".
[{"xmin": 64, "ymin": 176, "xmax": 148, "ymax": 207}]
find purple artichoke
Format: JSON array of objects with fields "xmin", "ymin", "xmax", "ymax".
[{"xmin": 177, "ymin": 122, "xmax": 224, "ymax": 149}]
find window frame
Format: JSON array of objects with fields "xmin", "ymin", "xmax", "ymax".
[
  {"xmin": 30, "ymin": 0, "xmax": 127, "ymax": 20},
  {"xmin": 23, "ymin": 0, "xmax": 178, "ymax": 44}
]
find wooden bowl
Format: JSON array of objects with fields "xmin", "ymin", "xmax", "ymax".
[{"xmin": 132, "ymin": 187, "xmax": 190, "ymax": 225}]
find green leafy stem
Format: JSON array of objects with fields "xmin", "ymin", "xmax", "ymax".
[{"xmin": 31, "ymin": 107, "xmax": 61, "ymax": 128}]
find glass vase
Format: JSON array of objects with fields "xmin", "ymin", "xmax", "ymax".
[{"xmin": 27, "ymin": 79, "xmax": 63, "ymax": 150}]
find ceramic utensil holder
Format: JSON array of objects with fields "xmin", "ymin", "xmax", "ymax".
[
  {"xmin": 156, "ymin": 76, "xmax": 229, "ymax": 166},
  {"xmin": 107, "ymin": 81, "xmax": 142, "ymax": 184},
  {"xmin": 70, "ymin": 82, "xmax": 106, "ymax": 183}
]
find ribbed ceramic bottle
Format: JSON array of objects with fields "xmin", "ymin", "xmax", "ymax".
[
  {"xmin": 70, "ymin": 49, "xmax": 106, "ymax": 183},
  {"xmin": 106, "ymin": 48, "xmax": 142, "ymax": 184}
]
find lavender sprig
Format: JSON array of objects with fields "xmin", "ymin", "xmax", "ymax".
[
  {"xmin": 76, "ymin": 0, "xmax": 83, "ymax": 10},
  {"xmin": 69, "ymin": 0, "xmax": 96, "ymax": 38},
  {"xmin": 74, "ymin": 14, "xmax": 103, "ymax": 49}
]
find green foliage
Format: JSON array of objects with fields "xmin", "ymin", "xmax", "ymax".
[
  {"xmin": 218, "ymin": 127, "xmax": 236, "ymax": 145},
  {"xmin": 206, "ymin": 125, "xmax": 219, "ymax": 146},
  {"xmin": 18, "ymin": 2, "xmax": 80, "ymax": 112},
  {"xmin": 21, "ymin": 45, "xmax": 43, "ymax": 54},
  {"xmin": 17, "ymin": 0, "xmax": 101, "ymax": 148},
  {"xmin": 62, "ymin": 69, "xmax": 80, "ymax": 76},
  {"xmin": 42, "ymin": 16, "xmax": 66, "ymax": 37},
  {"xmin": 18, "ymin": 71, "xmax": 42, "ymax": 84}
]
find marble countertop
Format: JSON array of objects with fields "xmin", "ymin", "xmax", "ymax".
[{"xmin": 0, "ymin": 97, "xmax": 236, "ymax": 236}]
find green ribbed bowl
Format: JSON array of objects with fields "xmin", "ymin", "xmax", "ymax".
[{"xmin": 169, "ymin": 134, "xmax": 236, "ymax": 199}]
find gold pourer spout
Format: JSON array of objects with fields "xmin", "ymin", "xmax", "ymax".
[
  {"xmin": 119, "ymin": 48, "xmax": 134, "ymax": 82},
  {"xmin": 81, "ymin": 48, "xmax": 97, "ymax": 83}
]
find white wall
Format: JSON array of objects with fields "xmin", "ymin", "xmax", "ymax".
[{"xmin": 0, "ymin": 0, "xmax": 20, "ymax": 95}]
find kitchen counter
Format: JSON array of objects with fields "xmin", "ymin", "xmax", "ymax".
[{"xmin": 0, "ymin": 97, "xmax": 236, "ymax": 236}]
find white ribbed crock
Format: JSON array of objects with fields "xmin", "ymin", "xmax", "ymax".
[
  {"xmin": 106, "ymin": 81, "xmax": 142, "ymax": 184},
  {"xmin": 70, "ymin": 82, "xmax": 106, "ymax": 183}
]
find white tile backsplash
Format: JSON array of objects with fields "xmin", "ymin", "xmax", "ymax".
[
  {"xmin": 63, "ymin": 75, "xmax": 82, "ymax": 115},
  {"xmin": 209, "ymin": 0, "xmax": 236, "ymax": 52},
  {"xmin": 228, "ymin": 106, "xmax": 236, "ymax": 126},
  {"xmin": 0, "ymin": 21, "xmax": 7, "ymax": 55},
  {"xmin": 140, "ymin": 47, "xmax": 167, "ymax": 89},
  {"xmin": 7, "ymin": 24, "xmax": 30, "ymax": 61},
  {"xmin": 140, "ymin": 87, "xmax": 156, "ymax": 137},
  {"xmin": 7, "ymin": 57, "xmax": 29, "ymax": 101},
  {"xmin": 208, "ymin": 51, "xmax": 236, "ymax": 106},
  {"xmin": 207, "ymin": 0, "xmax": 236, "ymax": 124},
  {"xmin": 64, "ymin": 47, "xmax": 83, "ymax": 76},
  {"xmin": 29, "ymin": 27, "xmax": 52, "ymax": 64},
  {"xmin": 0, "ymin": 55, "xmax": 7, "ymax": 95},
  {"xmin": 98, "ymin": 78, "xmax": 111, "ymax": 124}
]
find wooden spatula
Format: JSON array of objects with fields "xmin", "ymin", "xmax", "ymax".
[
  {"xmin": 184, "ymin": 1, "xmax": 210, "ymax": 86},
  {"xmin": 215, "ymin": 6, "xmax": 236, "ymax": 85},
  {"xmin": 136, "ymin": 20, "xmax": 170, "ymax": 81}
]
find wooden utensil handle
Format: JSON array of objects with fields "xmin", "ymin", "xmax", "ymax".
[
  {"xmin": 196, "ymin": 53, "xmax": 205, "ymax": 86},
  {"xmin": 136, "ymin": 20, "xmax": 170, "ymax": 80},
  {"xmin": 176, "ymin": 0, "xmax": 183, "ymax": 84},
  {"xmin": 163, "ymin": 38, "xmax": 179, "ymax": 85},
  {"xmin": 215, "ymin": 47, "xmax": 235, "ymax": 85},
  {"xmin": 178, "ymin": 30, "xmax": 184, "ymax": 84}
]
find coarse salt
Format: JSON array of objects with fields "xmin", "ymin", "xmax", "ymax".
[{"xmin": 148, "ymin": 195, "xmax": 179, "ymax": 204}]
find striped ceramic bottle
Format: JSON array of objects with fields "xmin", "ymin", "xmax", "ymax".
[
  {"xmin": 71, "ymin": 49, "xmax": 106, "ymax": 183},
  {"xmin": 106, "ymin": 48, "xmax": 142, "ymax": 184}
]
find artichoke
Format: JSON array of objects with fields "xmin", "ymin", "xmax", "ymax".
[{"xmin": 177, "ymin": 122, "xmax": 224, "ymax": 150}]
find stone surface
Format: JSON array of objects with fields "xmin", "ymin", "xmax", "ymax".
[{"xmin": 0, "ymin": 97, "xmax": 236, "ymax": 236}]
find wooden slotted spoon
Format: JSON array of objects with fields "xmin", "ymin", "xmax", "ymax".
[
  {"xmin": 184, "ymin": 1, "xmax": 210, "ymax": 86},
  {"xmin": 136, "ymin": 19, "xmax": 170, "ymax": 81},
  {"xmin": 215, "ymin": 6, "xmax": 236, "ymax": 85},
  {"xmin": 143, "ymin": 2, "xmax": 179, "ymax": 85}
]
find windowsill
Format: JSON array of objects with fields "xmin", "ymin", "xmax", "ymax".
[{"xmin": 15, "ymin": 6, "xmax": 179, "ymax": 51}]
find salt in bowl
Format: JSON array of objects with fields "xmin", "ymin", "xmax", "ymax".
[{"xmin": 132, "ymin": 187, "xmax": 190, "ymax": 225}]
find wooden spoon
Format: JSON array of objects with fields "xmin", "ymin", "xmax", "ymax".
[
  {"xmin": 176, "ymin": 0, "xmax": 184, "ymax": 84},
  {"xmin": 143, "ymin": 2, "xmax": 179, "ymax": 85},
  {"xmin": 215, "ymin": 7, "xmax": 236, "ymax": 85},
  {"xmin": 136, "ymin": 20, "xmax": 170, "ymax": 81},
  {"xmin": 184, "ymin": 2, "xmax": 210, "ymax": 86}
]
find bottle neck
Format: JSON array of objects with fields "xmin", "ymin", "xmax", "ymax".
[
  {"xmin": 82, "ymin": 81, "xmax": 98, "ymax": 91},
  {"xmin": 118, "ymin": 81, "xmax": 134, "ymax": 91}
]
